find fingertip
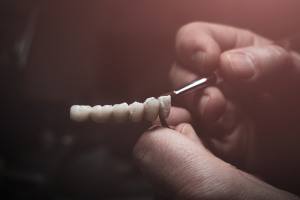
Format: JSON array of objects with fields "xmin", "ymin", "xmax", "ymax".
[
  {"xmin": 175, "ymin": 123, "xmax": 193, "ymax": 133},
  {"xmin": 175, "ymin": 123, "xmax": 201, "ymax": 143},
  {"xmin": 198, "ymin": 87, "xmax": 227, "ymax": 123},
  {"xmin": 166, "ymin": 107, "xmax": 192, "ymax": 125},
  {"xmin": 175, "ymin": 23, "xmax": 221, "ymax": 74}
]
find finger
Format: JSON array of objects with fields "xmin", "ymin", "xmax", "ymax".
[
  {"xmin": 175, "ymin": 123, "xmax": 201, "ymax": 144},
  {"xmin": 196, "ymin": 86, "xmax": 251, "ymax": 165},
  {"xmin": 214, "ymin": 99, "xmax": 241, "ymax": 132},
  {"xmin": 133, "ymin": 126, "xmax": 235, "ymax": 199},
  {"xmin": 166, "ymin": 107, "xmax": 192, "ymax": 125},
  {"xmin": 176, "ymin": 22, "xmax": 271, "ymax": 74},
  {"xmin": 220, "ymin": 44, "xmax": 292, "ymax": 89},
  {"xmin": 133, "ymin": 126, "xmax": 299, "ymax": 199},
  {"xmin": 197, "ymin": 87, "xmax": 248, "ymax": 165},
  {"xmin": 208, "ymin": 116, "xmax": 253, "ymax": 167},
  {"xmin": 153, "ymin": 106, "xmax": 192, "ymax": 126},
  {"xmin": 197, "ymin": 82, "xmax": 242, "ymax": 133},
  {"xmin": 193, "ymin": 84, "xmax": 252, "ymax": 164},
  {"xmin": 198, "ymin": 86, "xmax": 226, "ymax": 123}
]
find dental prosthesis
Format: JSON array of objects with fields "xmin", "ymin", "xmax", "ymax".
[{"xmin": 70, "ymin": 95, "xmax": 171, "ymax": 123}]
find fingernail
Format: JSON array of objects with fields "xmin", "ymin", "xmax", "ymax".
[
  {"xmin": 148, "ymin": 124, "xmax": 162, "ymax": 131},
  {"xmin": 179, "ymin": 123, "xmax": 195, "ymax": 135},
  {"xmin": 226, "ymin": 52, "xmax": 255, "ymax": 79},
  {"xmin": 200, "ymin": 95, "xmax": 210, "ymax": 117}
]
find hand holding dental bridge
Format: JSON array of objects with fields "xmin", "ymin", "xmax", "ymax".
[
  {"xmin": 70, "ymin": 22, "xmax": 300, "ymax": 199},
  {"xmin": 133, "ymin": 22, "xmax": 300, "ymax": 199}
]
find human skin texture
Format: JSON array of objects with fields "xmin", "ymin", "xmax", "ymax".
[{"xmin": 133, "ymin": 22, "xmax": 300, "ymax": 199}]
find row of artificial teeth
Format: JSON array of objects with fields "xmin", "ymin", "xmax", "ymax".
[{"xmin": 70, "ymin": 95, "xmax": 171, "ymax": 123}]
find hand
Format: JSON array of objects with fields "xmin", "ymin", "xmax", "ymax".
[
  {"xmin": 133, "ymin": 118, "xmax": 299, "ymax": 199},
  {"xmin": 133, "ymin": 22, "xmax": 300, "ymax": 199},
  {"xmin": 169, "ymin": 22, "xmax": 300, "ymax": 189}
]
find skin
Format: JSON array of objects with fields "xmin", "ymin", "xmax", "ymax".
[{"xmin": 133, "ymin": 22, "xmax": 300, "ymax": 199}]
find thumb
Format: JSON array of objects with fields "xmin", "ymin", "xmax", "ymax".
[
  {"xmin": 133, "ymin": 124, "xmax": 300, "ymax": 200},
  {"xmin": 220, "ymin": 44, "xmax": 293, "ymax": 90},
  {"xmin": 133, "ymin": 123, "xmax": 241, "ymax": 199}
]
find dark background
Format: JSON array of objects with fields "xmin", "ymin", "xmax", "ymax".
[{"xmin": 1, "ymin": 0, "xmax": 300, "ymax": 199}]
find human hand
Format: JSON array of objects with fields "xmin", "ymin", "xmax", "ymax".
[
  {"xmin": 169, "ymin": 22, "xmax": 300, "ymax": 190},
  {"xmin": 133, "ymin": 114, "xmax": 299, "ymax": 199},
  {"xmin": 133, "ymin": 22, "xmax": 300, "ymax": 198}
]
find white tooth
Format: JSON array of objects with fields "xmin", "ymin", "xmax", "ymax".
[
  {"xmin": 158, "ymin": 95, "xmax": 171, "ymax": 119},
  {"xmin": 95, "ymin": 105, "xmax": 113, "ymax": 122},
  {"xmin": 70, "ymin": 105, "xmax": 92, "ymax": 122},
  {"xmin": 90, "ymin": 105, "xmax": 102, "ymax": 123},
  {"xmin": 112, "ymin": 103, "xmax": 129, "ymax": 123},
  {"xmin": 90, "ymin": 105, "xmax": 112, "ymax": 123},
  {"xmin": 144, "ymin": 97, "xmax": 160, "ymax": 121},
  {"xmin": 129, "ymin": 102, "xmax": 144, "ymax": 122}
]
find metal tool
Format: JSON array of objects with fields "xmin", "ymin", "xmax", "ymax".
[
  {"xmin": 159, "ymin": 73, "xmax": 217, "ymax": 127},
  {"xmin": 170, "ymin": 73, "xmax": 217, "ymax": 98}
]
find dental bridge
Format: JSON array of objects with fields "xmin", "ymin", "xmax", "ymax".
[{"xmin": 70, "ymin": 74, "xmax": 217, "ymax": 127}]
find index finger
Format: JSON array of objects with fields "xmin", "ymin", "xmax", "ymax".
[{"xmin": 175, "ymin": 22, "xmax": 271, "ymax": 75}]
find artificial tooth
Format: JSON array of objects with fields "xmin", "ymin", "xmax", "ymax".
[
  {"xmin": 112, "ymin": 103, "xmax": 129, "ymax": 123},
  {"xmin": 70, "ymin": 105, "xmax": 92, "ymax": 122},
  {"xmin": 129, "ymin": 102, "xmax": 144, "ymax": 122},
  {"xmin": 90, "ymin": 105, "xmax": 113, "ymax": 123},
  {"xmin": 92, "ymin": 105, "xmax": 113, "ymax": 123},
  {"xmin": 144, "ymin": 97, "xmax": 160, "ymax": 121},
  {"xmin": 158, "ymin": 95, "xmax": 171, "ymax": 119}
]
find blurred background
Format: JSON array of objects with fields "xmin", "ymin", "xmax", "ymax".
[{"xmin": 1, "ymin": 0, "xmax": 300, "ymax": 199}]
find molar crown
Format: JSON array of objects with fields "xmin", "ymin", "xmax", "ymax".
[
  {"xmin": 144, "ymin": 97, "xmax": 160, "ymax": 121},
  {"xmin": 90, "ymin": 105, "xmax": 113, "ymax": 123},
  {"xmin": 70, "ymin": 105, "xmax": 92, "ymax": 122},
  {"xmin": 112, "ymin": 103, "xmax": 129, "ymax": 123},
  {"xmin": 129, "ymin": 102, "xmax": 144, "ymax": 122}
]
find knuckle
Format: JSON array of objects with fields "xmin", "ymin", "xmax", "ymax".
[
  {"xmin": 176, "ymin": 22, "xmax": 203, "ymax": 53},
  {"xmin": 243, "ymin": 29, "xmax": 255, "ymax": 37},
  {"xmin": 243, "ymin": 30, "xmax": 256, "ymax": 43},
  {"xmin": 270, "ymin": 45, "xmax": 292, "ymax": 65},
  {"xmin": 271, "ymin": 45, "xmax": 287, "ymax": 56}
]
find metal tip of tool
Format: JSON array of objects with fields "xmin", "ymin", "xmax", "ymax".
[
  {"xmin": 157, "ymin": 74, "xmax": 217, "ymax": 128},
  {"xmin": 172, "ymin": 74, "xmax": 217, "ymax": 98}
]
